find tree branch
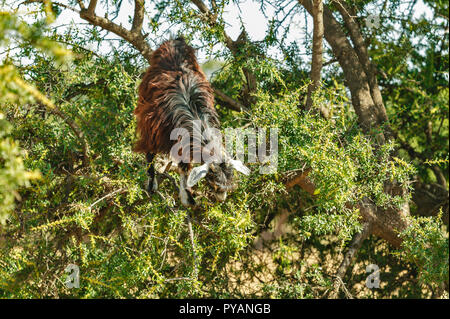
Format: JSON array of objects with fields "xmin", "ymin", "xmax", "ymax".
[
  {"xmin": 13, "ymin": 76, "xmax": 91, "ymax": 168},
  {"xmin": 46, "ymin": 104, "xmax": 91, "ymax": 168},
  {"xmin": 299, "ymin": 0, "xmax": 388, "ymax": 137},
  {"xmin": 285, "ymin": 168, "xmax": 315, "ymax": 195},
  {"xmin": 332, "ymin": 0, "xmax": 390, "ymax": 132},
  {"xmin": 190, "ymin": 0, "xmax": 257, "ymax": 107},
  {"xmin": 329, "ymin": 222, "xmax": 371, "ymax": 298},
  {"xmin": 76, "ymin": 0, "xmax": 86, "ymax": 10},
  {"xmin": 86, "ymin": 0, "xmax": 97, "ymax": 14},
  {"xmin": 132, "ymin": 0, "xmax": 145, "ymax": 32},
  {"xmin": 186, "ymin": 212, "xmax": 199, "ymax": 279},
  {"xmin": 305, "ymin": 0, "xmax": 324, "ymax": 111},
  {"xmin": 21, "ymin": 0, "xmax": 80, "ymax": 13},
  {"xmin": 213, "ymin": 87, "xmax": 248, "ymax": 112}
]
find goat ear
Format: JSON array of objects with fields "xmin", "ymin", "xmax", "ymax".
[
  {"xmin": 186, "ymin": 163, "xmax": 209, "ymax": 188},
  {"xmin": 229, "ymin": 159, "xmax": 250, "ymax": 176}
]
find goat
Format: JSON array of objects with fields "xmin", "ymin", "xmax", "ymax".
[{"xmin": 134, "ymin": 37, "xmax": 249, "ymax": 206}]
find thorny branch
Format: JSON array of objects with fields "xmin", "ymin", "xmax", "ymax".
[{"xmin": 329, "ymin": 222, "xmax": 371, "ymax": 299}]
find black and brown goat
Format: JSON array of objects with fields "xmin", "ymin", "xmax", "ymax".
[{"xmin": 134, "ymin": 37, "xmax": 249, "ymax": 206}]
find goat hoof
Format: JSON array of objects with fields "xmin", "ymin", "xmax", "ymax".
[{"xmin": 145, "ymin": 177, "xmax": 158, "ymax": 194}]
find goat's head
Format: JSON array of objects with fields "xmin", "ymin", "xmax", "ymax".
[
  {"xmin": 181, "ymin": 121, "xmax": 250, "ymax": 202},
  {"xmin": 186, "ymin": 156, "xmax": 250, "ymax": 202}
]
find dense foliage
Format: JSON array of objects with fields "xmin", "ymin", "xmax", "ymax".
[{"xmin": 0, "ymin": 0, "xmax": 448, "ymax": 298}]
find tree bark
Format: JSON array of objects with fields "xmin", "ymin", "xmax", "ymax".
[
  {"xmin": 286, "ymin": 169, "xmax": 410, "ymax": 247},
  {"xmin": 79, "ymin": 0, "xmax": 153, "ymax": 62},
  {"xmin": 305, "ymin": 0, "xmax": 324, "ymax": 111},
  {"xmin": 190, "ymin": 0, "xmax": 257, "ymax": 107}
]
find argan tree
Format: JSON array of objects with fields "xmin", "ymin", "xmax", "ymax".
[{"xmin": 0, "ymin": 0, "xmax": 448, "ymax": 298}]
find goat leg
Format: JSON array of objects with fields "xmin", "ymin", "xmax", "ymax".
[
  {"xmin": 145, "ymin": 152, "xmax": 158, "ymax": 193},
  {"xmin": 179, "ymin": 163, "xmax": 196, "ymax": 207}
]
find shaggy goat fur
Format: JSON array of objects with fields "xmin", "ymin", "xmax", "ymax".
[{"xmin": 134, "ymin": 37, "xmax": 219, "ymax": 159}]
